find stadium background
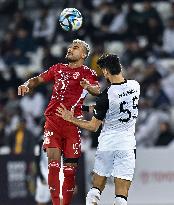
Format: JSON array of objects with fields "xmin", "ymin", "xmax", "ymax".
[{"xmin": 0, "ymin": 0, "xmax": 174, "ymax": 204}]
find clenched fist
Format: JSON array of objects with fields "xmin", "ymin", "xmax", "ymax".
[
  {"xmin": 80, "ymin": 78, "xmax": 90, "ymax": 90},
  {"xmin": 18, "ymin": 84, "xmax": 29, "ymax": 96}
]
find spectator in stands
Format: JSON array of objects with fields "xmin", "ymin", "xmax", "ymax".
[
  {"xmin": 145, "ymin": 81, "xmax": 170, "ymax": 108},
  {"xmin": 19, "ymin": 91, "xmax": 45, "ymax": 120},
  {"xmin": 97, "ymin": 3, "xmax": 126, "ymax": 41},
  {"xmin": 141, "ymin": 60, "xmax": 162, "ymax": 96},
  {"xmin": 140, "ymin": 1, "xmax": 163, "ymax": 36},
  {"xmin": 127, "ymin": 59, "xmax": 145, "ymax": 82},
  {"xmin": 121, "ymin": 38, "xmax": 147, "ymax": 66},
  {"xmin": 4, "ymin": 107, "xmax": 21, "ymax": 136},
  {"xmin": 89, "ymin": 44, "xmax": 104, "ymax": 77},
  {"xmin": 15, "ymin": 28, "xmax": 36, "ymax": 54},
  {"xmin": 4, "ymin": 88, "xmax": 20, "ymax": 113},
  {"xmin": 0, "ymin": 31, "xmax": 15, "ymax": 65},
  {"xmin": 169, "ymin": 2, "xmax": 174, "ymax": 18},
  {"xmin": 162, "ymin": 17, "xmax": 174, "ymax": 57},
  {"xmin": 155, "ymin": 122, "xmax": 174, "ymax": 146},
  {"xmin": 136, "ymin": 99, "xmax": 170, "ymax": 147},
  {"xmin": 33, "ymin": 6, "xmax": 56, "ymax": 46},
  {"xmin": 125, "ymin": 2, "xmax": 142, "ymax": 37},
  {"xmin": 0, "ymin": 0, "xmax": 18, "ymax": 15},
  {"xmin": 161, "ymin": 72, "xmax": 174, "ymax": 105},
  {"xmin": 0, "ymin": 71, "xmax": 8, "ymax": 92},
  {"xmin": 0, "ymin": 117, "xmax": 7, "ymax": 147},
  {"xmin": 145, "ymin": 17, "xmax": 163, "ymax": 49},
  {"xmin": 8, "ymin": 118, "xmax": 35, "ymax": 155},
  {"xmin": 41, "ymin": 46, "xmax": 58, "ymax": 70},
  {"xmin": 4, "ymin": 28, "xmax": 35, "ymax": 65},
  {"xmin": 9, "ymin": 10, "xmax": 33, "ymax": 35},
  {"xmin": 6, "ymin": 67, "xmax": 22, "ymax": 88}
]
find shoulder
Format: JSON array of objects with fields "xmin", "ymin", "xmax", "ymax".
[
  {"xmin": 127, "ymin": 79, "xmax": 140, "ymax": 88},
  {"xmin": 127, "ymin": 80, "xmax": 140, "ymax": 95},
  {"xmin": 93, "ymin": 87, "xmax": 109, "ymax": 120},
  {"xmin": 83, "ymin": 65, "xmax": 97, "ymax": 76},
  {"xmin": 49, "ymin": 63, "xmax": 67, "ymax": 70},
  {"xmin": 97, "ymin": 87, "xmax": 109, "ymax": 101}
]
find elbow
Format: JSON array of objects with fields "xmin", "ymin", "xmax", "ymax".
[
  {"xmin": 93, "ymin": 85, "xmax": 100, "ymax": 96},
  {"xmin": 94, "ymin": 87, "xmax": 100, "ymax": 96}
]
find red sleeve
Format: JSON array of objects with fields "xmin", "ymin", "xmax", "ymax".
[
  {"xmin": 85, "ymin": 68, "xmax": 99, "ymax": 85},
  {"xmin": 39, "ymin": 64, "xmax": 57, "ymax": 82}
]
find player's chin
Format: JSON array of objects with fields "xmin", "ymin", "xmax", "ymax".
[
  {"xmin": 65, "ymin": 55, "xmax": 69, "ymax": 59},
  {"xmin": 67, "ymin": 57, "xmax": 77, "ymax": 63},
  {"xmin": 65, "ymin": 55, "xmax": 72, "ymax": 60}
]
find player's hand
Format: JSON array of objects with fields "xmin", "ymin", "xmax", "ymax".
[
  {"xmin": 80, "ymin": 78, "xmax": 90, "ymax": 90},
  {"xmin": 56, "ymin": 103, "xmax": 74, "ymax": 122},
  {"xmin": 18, "ymin": 84, "xmax": 29, "ymax": 96}
]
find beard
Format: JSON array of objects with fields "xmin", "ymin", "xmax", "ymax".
[
  {"xmin": 67, "ymin": 58, "xmax": 77, "ymax": 63},
  {"xmin": 65, "ymin": 54, "xmax": 78, "ymax": 63}
]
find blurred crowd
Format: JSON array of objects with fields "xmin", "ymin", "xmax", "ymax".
[{"xmin": 0, "ymin": 0, "xmax": 174, "ymax": 156}]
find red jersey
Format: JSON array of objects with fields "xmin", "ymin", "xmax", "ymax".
[{"xmin": 40, "ymin": 63, "xmax": 98, "ymax": 117}]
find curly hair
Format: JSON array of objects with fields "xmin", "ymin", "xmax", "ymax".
[
  {"xmin": 97, "ymin": 54, "xmax": 122, "ymax": 75},
  {"xmin": 73, "ymin": 39, "xmax": 90, "ymax": 58}
]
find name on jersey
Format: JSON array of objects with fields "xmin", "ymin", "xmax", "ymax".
[{"xmin": 118, "ymin": 89, "xmax": 138, "ymax": 98}]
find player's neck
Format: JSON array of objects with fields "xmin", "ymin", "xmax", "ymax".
[
  {"xmin": 109, "ymin": 74, "xmax": 125, "ymax": 84},
  {"xmin": 69, "ymin": 61, "xmax": 84, "ymax": 68}
]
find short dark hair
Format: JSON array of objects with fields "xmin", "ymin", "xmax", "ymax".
[{"xmin": 97, "ymin": 54, "xmax": 122, "ymax": 75}]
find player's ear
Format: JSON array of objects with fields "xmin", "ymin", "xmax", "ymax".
[
  {"xmin": 82, "ymin": 53, "xmax": 87, "ymax": 59},
  {"xmin": 103, "ymin": 68, "xmax": 108, "ymax": 76}
]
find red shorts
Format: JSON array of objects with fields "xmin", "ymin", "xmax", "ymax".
[{"xmin": 43, "ymin": 115, "xmax": 81, "ymax": 158}]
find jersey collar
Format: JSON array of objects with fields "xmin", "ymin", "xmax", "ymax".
[{"xmin": 112, "ymin": 79, "xmax": 127, "ymax": 85}]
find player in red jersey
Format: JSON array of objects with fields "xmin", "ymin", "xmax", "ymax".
[{"xmin": 18, "ymin": 39, "xmax": 100, "ymax": 205}]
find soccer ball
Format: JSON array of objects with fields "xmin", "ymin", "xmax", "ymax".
[{"xmin": 59, "ymin": 8, "xmax": 83, "ymax": 31}]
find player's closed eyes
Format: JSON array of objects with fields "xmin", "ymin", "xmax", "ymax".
[{"xmin": 68, "ymin": 46, "xmax": 79, "ymax": 51}]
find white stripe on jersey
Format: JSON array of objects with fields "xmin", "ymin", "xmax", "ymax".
[{"xmin": 70, "ymin": 89, "xmax": 88, "ymax": 111}]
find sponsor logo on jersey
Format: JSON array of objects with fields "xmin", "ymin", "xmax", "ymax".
[
  {"xmin": 67, "ymin": 188, "xmax": 75, "ymax": 192},
  {"xmin": 44, "ymin": 131, "xmax": 54, "ymax": 138},
  {"xmin": 43, "ymin": 131, "xmax": 53, "ymax": 145},
  {"xmin": 49, "ymin": 186, "xmax": 56, "ymax": 192},
  {"xmin": 43, "ymin": 137, "xmax": 50, "ymax": 145},
  {"xmin": 73, "ymin": 72, "xmax": 80, "ymax": 79}
]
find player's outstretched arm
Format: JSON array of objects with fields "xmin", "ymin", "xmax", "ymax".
[
  {"xmin": 18, "ymin": 76, "xmax": 44, "ymax": 96},
  {"xmin": 56, "ymin": 103, "xmax": 102, "ymax": 132}
]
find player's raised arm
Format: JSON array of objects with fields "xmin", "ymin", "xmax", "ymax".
[
  {"xmin": 18, "ymin": 64, "xmax": 56, "ymax": 96},
  {"xmin": 18, "ymin": 76, "xmax": 44, "ymax": 96},
  {"xmin": 80, "ymin": 78, "xmax": 100, "ymax": 96}
]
